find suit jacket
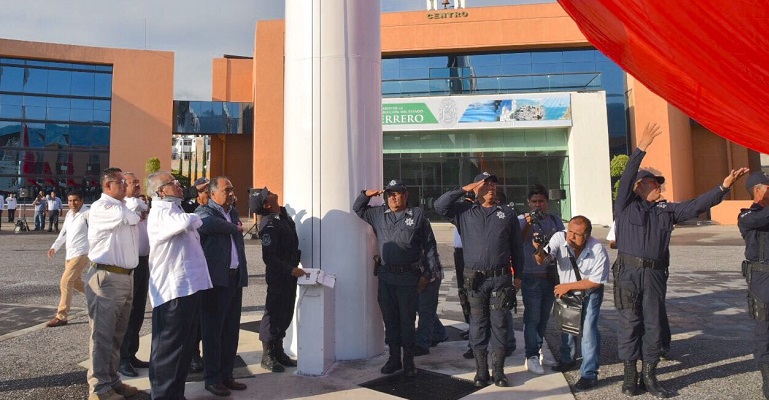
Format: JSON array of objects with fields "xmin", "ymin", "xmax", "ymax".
[{"xmin": 196, "ymin": 203, "xmax": 248, "ymax": 287}]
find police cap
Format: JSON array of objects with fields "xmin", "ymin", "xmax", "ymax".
[
  {"xmin": 385, "ymin": 179, "xmax": 407, "ymax": 193},
  {"xmin": 473, "ymin": 172, "xmax": 498, "ymax": 183},
  {"xmin": 746, "ymin": 171, "xmax": 769, "ymax": 192},
  {"xmin": 635, "ymin": 170, "xmax": 665, "ymax": 185}
]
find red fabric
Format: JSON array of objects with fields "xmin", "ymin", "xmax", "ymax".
[{"xmin": 557, "ymin": 0, "xmax": 769, "ymax": 154}]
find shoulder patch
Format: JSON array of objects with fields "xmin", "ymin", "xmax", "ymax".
[{"xmin": 261, "ymin": 233, "xmax": 272, "ymax": 247}]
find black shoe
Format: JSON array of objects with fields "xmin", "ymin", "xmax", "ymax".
[
  {"xmin": 463, "ymin": 348, "xmax": 474, "ymax": 359},
  {"xmin": 402, "ymin": 346, "xmax": 417, "ymax": 378},
  {"xmin": 130, "ymin": 357, "xmax": 150, "ymax": 369},
  {"xmin": 473, "ymin": 349, "xmax": 490, "ymax": 387},
  {"xmin": 491, "ymin": 352, "xmax": 509, "ymax": 387},
  {"xmin": 622, "ymin": 360, "xmax": 641, "ymax": 396},
  {"xmin": 460, "ymin": 329, "xmax": 470, "ymax": 340},
  {"xmin": 575, "ymin": 377, "xmax": 598, "ymax": 391},
  {"xmin": 189, "ymin": 354, "xmax": 204, "ymax": 373},
  {"xmin": 431, "ymin": 336, "xmax": 448, "ymax": 347},
  {"xmin": 119, "ymin": 361, "xmax": 138, "ymax": 377},
  {"xmin": 204, "ymin": 383, "xmax": 231, "ymax": 397},
  {"xmin": 222, "ymin": 379, "xmax": 247, "ymax": 391},
  {"xmin": 641, "ymin": 361, "xmax": 671, "ymax": 398},
  {"xmin": 413, "ymin": 346, "xmax": 430, "ymax": 357},
  {"xmin": 272, "ymin": 340, "xmax": 298, "ymax": 367},
  {"xmin": 381, "ymin": 346, "xmax": 402, "ymax": 374},
  {"xmin": 552, "ymin": 361, "xmax": 577, "ymax": 372},
  {"xmin": 261, "ymin": 341, "xmax": 286, "ymax": 373}
]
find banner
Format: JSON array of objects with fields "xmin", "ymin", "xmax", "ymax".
[{"xmin": 383, "ymin": 93, "xmax": 572, "ymax": 131}]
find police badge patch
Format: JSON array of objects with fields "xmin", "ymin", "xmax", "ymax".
[
  {"xmin": 261, "ymin": 233, "xmax": 272, "ymax": 247},
  {"xmin": 405, "ymin": 217, "xmax": 414, "ymax": 226},
  {"xmin": 496, "ymin": 211, "xmax": 506, "ymax": 219}
]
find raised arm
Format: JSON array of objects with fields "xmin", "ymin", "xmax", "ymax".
[
  {"xmin": 615, "ymin": 123, "xmax": 662, "ymax": 214},
  {"xmin": 353, "ymin": 190, "xmax": 382, "ymax": 223},
  {"xmin": 671, "ymin": 167, "xmax": 748, "ymax": 223}
]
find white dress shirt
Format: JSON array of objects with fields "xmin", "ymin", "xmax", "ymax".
[
  {"xmin": 126, "ymin": 196, "xmax": 150, "ymax": 257},
  {"xmin": 46, "ymin": 196, "xmax": 62, "ymax": 211},
  {"xmin": 0, "ymin": 195, "xmax": 4, "ymax": 210},
  {"xmin": 545, "ymin": 231, "xmax": 611, "ymax": 287},
  {"xmin": 7, "ymin": 197, "xmax": 16, "ymax": 210},
  {"xmin": 51, "ymin": 206, "xmax": 90, "ymax": 259},
  {"xmin": 147, "ymin": 198, "xmax": 212, "ymax": 307},
  {"xmin": 87, "ymin": 193, "xmax": 140, "ymax": 269}
]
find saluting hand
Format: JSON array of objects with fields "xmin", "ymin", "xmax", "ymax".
[
  {"xmin": 722, "ymin": 167, "xmax": 750, "ymax": 188},
  {"xmin": 461, "ymin": 180, "xmax": 485, "ymax": 193},
  {"xmin": 637, "ymin": 122, "xmax": 663, "ymax": 151},
  {"xmin": 365, "ymin": 189, "xmax": 384, "ymax": 197}
]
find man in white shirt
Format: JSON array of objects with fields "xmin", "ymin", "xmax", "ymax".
[
  {"xmin": 6, "ymin": 193, "xmax": 17, "ymax": 223},
  {"xmin": 85, "ymin": 167, "xmax": 141, "ymax": 400},
  {"xmin": 0, "ymin": 192, "xmax": 5, "ymax": 229},
  {"xmin": 118, "ymin": 172, "xmax": 151, "ymax": 377},
  {"xmin": 47, "ymin": 191, "xmax": 63, "ymax": 232},
  {"xmin": 46, "ymin": 189, "xmax": 90, "ymax": 328},
  {"xmin": 146, "ymin": 171, "xmax": 212, "ymax": 400},
  {"xmin": 535, "ymin": 215, "xmax": 610, "ymax": 392}
]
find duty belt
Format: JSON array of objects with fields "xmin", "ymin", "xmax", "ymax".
[
  {"xmin": 617, "ymin": 253, "xmax": 668, "ymax": 270},
  {"xmin": 93, "ymin": 263, "xmax": 132, "ymax": 275},
  {"xmin": 464, "ymin": 266, "xmax": 511, "ymax": 278},
  {"xmin": 379, "ymin": 262, "xmax": 421, "ymax": 274},
  {"xmin": 746, "ymin": 261, "xmax": 769, "ymax": 272}
]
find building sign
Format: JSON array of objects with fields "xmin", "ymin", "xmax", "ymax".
[
  {"xmin": 426, "ymin": 11, "xmax": 469, "ymax": 19},
  {"xmin": 383, "ymin": 93, "xmax": 572, "ymax": 131}
]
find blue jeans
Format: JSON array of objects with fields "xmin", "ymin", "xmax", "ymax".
[
  {"xmin": 34, "ymin": 211, "xmax": 44, "ymax": 230},
  {"xmin": 416, "ymin": 277, "xmax": 448, "ymax": 349},
  {"xmin": 560, "ymin": 286, "xmax": 603, "ymax": 380},
  {"xmin": 522, "ymin": 275, "xmax": 555, "ymax": 358}
]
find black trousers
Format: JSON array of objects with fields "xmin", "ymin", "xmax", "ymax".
[
  {"xmin": 377, "ymin": 279, "xmax": 418, "ymax": 347},
  {"xmin": 467, "ymin": 273, "xmax": 512, "ymax": 355},
  {"xmin": 120, "ymin": 256, "xmax": 149, "ymax": 363},
  {"xmin": 455, "ymin": 248, "xmax": 470, "ymax": 324},
  {"xmin": 201, "ymin": 274, "xmax": 243, "ymax": 385},
  {"xmin": 149, "ymin": 292, "xmax": 201, "ymax": 400},
  {"xmin": 615, "ymin": 260, "xmax": 667, "ymax": 363},
  {"xmin": 752, "ymin": 271, "xmax": 769, "ymax": 364},
  {"xmin": 259, "ymin": 276, "xmax": 298, "ymax": 343},
  {"xmin": 8, "ymin": 209, "xmax": 15, "ymax": 222},
  {"xmin": 47, "ymin": 210, "xmax": 59, "ymax": 231}
]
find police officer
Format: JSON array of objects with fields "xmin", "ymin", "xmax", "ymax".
[
  {"xmin": 614, "ymin": 123, "xmax": 748, "ymax": 398},
  {"xmin": 738, "ymin": 171, "xmax": 769, "ymax": 399},
  {"xmin": 254, "ymin": 188, "xmax": 305, "ymax": 373},
  {"xmin": 434, "ymin": 172, "xmax": 524, "ymax": 387},
  {"xmin": 353, "ymin": 179, "xmax": 439, "ymax": 378}
]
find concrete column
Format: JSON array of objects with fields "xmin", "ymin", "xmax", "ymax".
[{"xmin": 283, "ymin": 0, "xmax": 384, "ymax": 376}]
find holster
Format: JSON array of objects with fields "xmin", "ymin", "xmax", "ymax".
[
  {"xmin": 491, "ymin": 286, "xmax": 516, "ymax": 313},
  {"xmin": 458, "ymin": 288, "xmax": 471, "ymax": 317},
  {"xmin": 612, "ymin": 262, "xmax": 640, "ymax": 313}
]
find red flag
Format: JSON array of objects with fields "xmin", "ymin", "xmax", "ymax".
[{"xmin": 557, "ymin": 0, "xmax": 769, "ymax": 154}]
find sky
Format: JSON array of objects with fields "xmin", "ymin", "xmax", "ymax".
[{"xmin": 0, "ymin": 0, "xmax": 550, "ymax": 100}]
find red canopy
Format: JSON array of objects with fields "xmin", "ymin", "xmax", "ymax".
[{"xmin": 557, "ymin": 0, "xmax": 769, "ymax": 154}]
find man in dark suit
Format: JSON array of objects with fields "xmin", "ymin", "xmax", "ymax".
[{"xmin": 196, "ymin": 176, "xmax": 248, "ymax": 397}]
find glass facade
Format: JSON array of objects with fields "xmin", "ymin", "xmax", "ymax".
[
  {"xmin": 0, "ymin": 57, "xmax": 112, "ymax": 201},
  {"xmin": 382, "ymin": 48, "xmax": 629, "ymax": 156},
  {"xmin": 381, "ymin": 49, "xmax": 626, "ymax": 219},
  {"xmin": 173, "ymin": 101, "xmax": 253, "ymax": 135}
]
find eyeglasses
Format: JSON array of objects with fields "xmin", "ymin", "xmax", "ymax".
[
  {"xmin": 158, "ymin": 179, "xmax": 180, "ymax": 190},
  {"xmin": 107, "ymin": 179, "xmax": 127, "ymax": 186}
]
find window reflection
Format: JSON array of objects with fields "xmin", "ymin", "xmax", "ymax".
[{"xmin": 0, "ymin": 57, "xmax": 112, "ymax": 195}]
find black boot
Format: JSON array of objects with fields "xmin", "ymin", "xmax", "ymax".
[
  {"xmin": 273, "ymin": 339, "xmax": 297, "ymax": 367},
  {"xmin": 261, "ymin": 341, "xmax": 285, "ymax": 372},
  {"xmin": 402, "ymin": 346, "xmax": 417, "ymax": 377},
  {"xmin": 473, "ymin": 349, "xmax": 490, "ymax": 387},
  {"xmin": 760, "ymin": 363, "xmax": 769, "ymax": 399},
  {"xmin": 381, "ymin": 345, "xmax": 402, "ymax": 374},
  {"xmin": 621, "ymin": 360, "xmax": 640, "ymax": 396},
  {"xmin": 491, "ymin": 352, "xmax": 509, "ymax": 387},
  {"xmin": 641, "ymin": 361, "xmax": 671, "ymax": 398}
]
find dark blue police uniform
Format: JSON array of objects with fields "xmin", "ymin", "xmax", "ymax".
[
  {"xmin": 353, "ymin": 181, "xmax": 439, "ymax": 377},
  {"xmin": 737, "ymin": 172, "xmax": 769, "ymax": 399},
  {"xmin": 614, "ymin": 148, "xmax": 729, "ymax": 397},
  {"xmin": 434, "ymin": 176, "xmax": 524, "ymax": 388}
]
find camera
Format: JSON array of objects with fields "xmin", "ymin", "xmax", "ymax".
[{"xmin": 529, "ymin": 210, "xmax": 546, "ymax": 225}]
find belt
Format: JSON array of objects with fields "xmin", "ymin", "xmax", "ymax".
[
  {"xmin": 617, "ymin": 253, "xmax": 668, "ymax": 270},
  {"xmin": 746, "ymin": 261, "xmax": 769, "ymax": 272},
  {"xmin": 379, "ymin": 262, "xmax": 421, "ymax": 274},
  {"xmin": 228, "ymin": 268, "xmax": 240, "ymax": 276},
  {"xmin": 464, "ymin": 266, "xmax": 511, "ymax": 278},
  {"xmin": 93, "ymin": 263, "xmax": 132, "ymax": 275}
]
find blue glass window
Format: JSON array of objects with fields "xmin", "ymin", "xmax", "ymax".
[{"xmin": 0, "ymin": 66, "xmax": 24, "ymax": 91}]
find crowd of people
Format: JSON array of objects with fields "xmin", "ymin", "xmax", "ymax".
[{"xmin": 39, "ymin": 120, "xmax": 769, "ymax": 400}]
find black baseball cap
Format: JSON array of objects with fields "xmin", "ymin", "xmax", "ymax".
[
  {"xmin": 746, "ymin": 171, "xmax": 769, "ymax": 191},
  {"xmin": 385, "ymin": 179, "xmax": 407, "ymax": 192},
  {"xmin": 635, "ymin": 170, "xmax": 665, "ymax": 185},
  {"xmin": 250, "ymin": 187, "xmax": 270, "ymax": 214},
  {"xmin": 473, "ymin": 172, "xmax": 498, "ymax": 183}
]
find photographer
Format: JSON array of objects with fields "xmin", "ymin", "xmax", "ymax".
[
  {"xmin": 518, "ymin": 184, "xmax": 564, "ymax": 375},
  {"xmin": 534, "ymin": 216, "xmax": 609, "ymax": 391}
]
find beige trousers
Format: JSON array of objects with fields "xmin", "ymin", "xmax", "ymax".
[
  {"xmin": 55, "ymin": 255, "xmax": 90, "ymax": 320},
  {"xmin": 85, "ymin": 267, "xmax": 134, "ymax": 395}
]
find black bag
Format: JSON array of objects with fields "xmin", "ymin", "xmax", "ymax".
[{"xmin": 552, "ymin": 249, "xmax": 587, "ymax": 337}]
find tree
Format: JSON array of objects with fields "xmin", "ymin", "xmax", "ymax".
[
  {"xmin": 145, "ymin": 157, "xmax": 161, "ymax": 174},
  {"xmin": 610, "ymin": 154, "xmax": 629, "ymax": 199}
]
